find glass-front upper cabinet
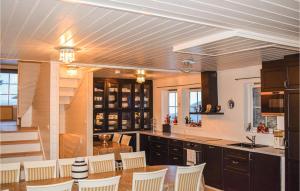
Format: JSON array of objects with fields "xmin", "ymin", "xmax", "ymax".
[
  {"xmin": 134, "ymin": 84, "xmax": 141, "ymax": 109},
  {"xmin": 94, "ymin": 81, "xmax": 104, "ymax": 110},
  {"xmin": 94, "ymin": 111, "xmax": 104, "ymax": 133},
  {"xmin": 134, "ymin": 112, "xmax": 141, "ymax": 130},
  {"xmin": 107, "ymin": 82, "xmax": 119, "ymax": 109},
  {"xmin": 122, "ymin": 112, "xmax": 132, "ymax": 130},
  {"xmin": 143, "ymin": 111, "xmax": 151, "ymax": 130},
  {"xmin": 143, "ymin": 83, "xmax": 151, "ymax": 109},
  {"xmin": 108, "ymin": 112, "xmax": 118, "ymax": 131},
  {"xmin": 121, "ymin": 83, "xmax": 132, "ymax": 109}
]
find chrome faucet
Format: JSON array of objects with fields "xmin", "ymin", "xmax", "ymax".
[{"xmin": 246, "ymin": 136, "xmax": 256, "ymax": 147}]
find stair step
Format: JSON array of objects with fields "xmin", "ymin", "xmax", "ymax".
[
  {"xmin": 60, "ymin": 96, "xmax": 70, "ymax": 105},
  {"xmin": 0, "ymin": 131, "xmax": 39, "ymax": 141},
  {"xmin": 0, "ymin": 127, "xmax": 38, "ymax": 133},
  {"xmin": 60, "ymin": 87, "xmax": 75, "ymax": 97},
  {"xmin": 60, "ymin": 78, "xmax": 79, "ymax": 88},
  {"xmin": 0, "ymin": 139, "xmax": 40, "ymax": 145},
  {"xmin": 0, "ymin": 151, "xmax": 43, "ymax": 158}
]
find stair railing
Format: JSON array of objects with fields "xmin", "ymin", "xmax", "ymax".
[{"xmin": 37, "ymin": 125, "xmax": 46, "ymax": 160}]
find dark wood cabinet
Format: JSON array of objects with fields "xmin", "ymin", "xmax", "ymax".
[
  {"xmin": 149, "ymin": 136, "xmax": 169, "ymax": 165},
  {"xmin": 285, "ymin": 89, "xmax": 300, "ymax": 191},
  {"xmin": 168, "ymin": 139, "xmax": 184, "ymax": 166},
  {"xmin": 261, "ymin": 59, "xmax": 286, "ymax": 91},
  {"xmin": 203, "ymin": 145, "xmax": 223, "ymax": 189},
  {"xmin": 140, "ymin": 134, "xmax": 150, "ymax": 164},
  {"xmin": 285, "ymin": 54, "xmax": 300, "ymax": 89},
  {"xmin": 93, "ymin": 78, "xmax": 153, "ymax": 133},
  {"xmin": 252, "ymin": 153, "xmax": 281, "ymax": 191},
  {"xmin": 223, "ymin": 149, "xmax": 251, "ymax": 191}
]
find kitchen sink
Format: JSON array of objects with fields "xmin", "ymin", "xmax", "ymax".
[{"xmin": 228, "ymin": 142, "xmax": 268, "ymax": 148}]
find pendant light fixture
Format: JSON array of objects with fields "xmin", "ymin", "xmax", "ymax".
[{"xmin": 136, "ymin": 69, "xmax": 146, "ymax": 83}]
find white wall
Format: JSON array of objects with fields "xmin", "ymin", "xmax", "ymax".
[{"xmin": 153, "ymin": 65, "xmax": 283, "ymax": 146}]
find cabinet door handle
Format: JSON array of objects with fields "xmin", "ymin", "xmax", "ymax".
[
  {"xmin": 156, "ymin": 153, "xmax": 161, "ymax": 156},
  {"xmin": 173, "ymin": 157, "xmax": 179, "ymax": 160},
  {"xmin": 284, "ymin": 80, "xmax": 288, "ymax": 88},
  {"xmin": 232, "ymin": 160, "xmax": 239, "ymax": 165}
]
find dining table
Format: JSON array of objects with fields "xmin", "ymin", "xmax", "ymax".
[
  {"xmin": 0, "ymin": 165, "xmax": 184, "ymax": 191},
  {"xmin": 93, "ymin": 141, "xmax": 133, "ymax": 161}
]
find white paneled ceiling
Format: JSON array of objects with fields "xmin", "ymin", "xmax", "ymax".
[{"xmin": 0, "ymin": 0, "xmax": 299, "ymax": 71}]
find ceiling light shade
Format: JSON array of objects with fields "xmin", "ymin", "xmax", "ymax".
[
  {"xmin": 59, "ymin": 47, "xmax": 75, "ymax": 63},
  {"xmin": 136, "ymin": 69, "xmax": 146, "ymax": 83},
  {"xmin": 180, "ymin": 59, "xmax": 195, "ymax": 73}
]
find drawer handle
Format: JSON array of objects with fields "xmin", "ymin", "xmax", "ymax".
[
  {"xmin": 156, "ymin": 153, "xmax": 161, "ymax": 156},
  {"xmin": 173, "ymin": 148, "xmax": 178, "ymax": 151},
  {"xmin": 156, "ymin": 145, "xmax": 161, "ymax": 148},
  {"xmin": 232, "ymin": 160, "xmax": 239, "ymax": 164},
  {"xmin": 173, "ymin": 157, "xmax": 179, "ymax": 160}
]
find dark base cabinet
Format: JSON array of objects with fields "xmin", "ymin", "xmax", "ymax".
[
  {"xmin": 149, "ymin": 136, "xmax": 169, "ymax": 165},
  {"xmin": 252, "ymin": 153, "xmax": 281, "ymax": 191},
  {"xmin": 203, "ymin": 145, "xmax": 223, "ymax": 189},
  {"xmin": 287, "ymin": 159, "xmax": 299, "ymax": 191},
  {"xmin": 224, "ymin": 169, "xmax": 250, "ymax": 191}
]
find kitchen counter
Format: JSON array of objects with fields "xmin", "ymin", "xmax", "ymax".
[{"xmin": 140, "ymin": 130, "xmax": 285, "ymax": 157}]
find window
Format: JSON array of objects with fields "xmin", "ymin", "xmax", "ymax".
[
  {"xmin": 0, "ymin": 71, "xmax": 18, "ymax": 105},
  {"xmin": 250, "ymin": 86, "xmax": 277, "ymax": 130},
  {"xmin": 168, "ymin": 90, "xmax": 178, "ymax": 120},
  {"xmin": 189, "ymin": 89, "xmax": 201, "ymax": 123}
]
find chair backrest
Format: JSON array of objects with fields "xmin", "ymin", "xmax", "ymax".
[
  {"xmin": 26, "ymin": 180, "xmax": 73, "ymax": 191},
  {"xmin": 58, "ymin": 158, "xmax": 75, "ymax": 178},
  {"xmin": 121, "ymin": 135, "xmax": 131, "ymax": 145},
  {"xmin": 112, "ymin": 133, "xmax": 121, "ymax": 143},
  {"xmin": 78, "ymin": 176, "xmax": 120, "ymax": 191},
  {"xmin": 132, "ymin": 168, "xmax": 167, "ymax": 191},
  {"xmin": 174, "ymin": 163, "xmax": 206, "ymax": 191},
  {"xmin": 88, "ymin": 153, "xmax": 116, "ymax": 174},
  {"xmin": 24, "ymin": 160, "xmax": 57, "ymax": 181},
  {"xmin": 120, "ymin": 151, "xmax": 146, "ymax": 170},
  {"xmin": 0, "ymin": 162, "xmax": 20, "ymax": 184}
]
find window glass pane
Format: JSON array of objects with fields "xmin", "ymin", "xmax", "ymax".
[
  {"xmin": 0, "ymin": 84, "xmax": 9, "ymax": 94},
  {"xmin": 190, "ymin": 91, "xmax": 198, "ymax": 111},
  {"xmin": 9, "ymin": 84, "xmax": 18, "ymax": 94},
  {"xmin": 169, "ymin": 92, "xmax": 176, "ymax": 106},
  {"xmin": 266, "ymin": 116, "xmax": 277, "ymax": 129},
  {"xmin": 0, "ymin": 73, "xmax": 9, "ymax": 84},
  {"xmin": 253, "ymin": 108, "xmax": 265, "ymax": 127},
  {"xmin": 0, "ymin": 95, "xmax": 8, "ymax": 105},
  {"xmin": 9, "ymin": 74, "xmax": 18, "ymax": 84},
  {"xmin": 197, "ymin": 92, "xmax": 201, "ymax": 105},
  {"xmin": 253, "ymin": 87, "xmax": 261, "ymax": 107},
  {"xmin": 190, "ymin": 114, "xmax": 201, "ymax": 123},
  {"xmin": 9, "ymin": 94, "xmax": 17, "ymax": 105},
  {"xmin": 169, "ymin": 107, "xmax": 177, "ymax": 120}
]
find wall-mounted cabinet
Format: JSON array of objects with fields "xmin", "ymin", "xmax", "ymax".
[{"xmin": 93, "ymin": 78, "xmax": 153, "ymax": 133}]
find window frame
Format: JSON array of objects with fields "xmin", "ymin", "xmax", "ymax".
[
  {"xmin": 0, "ymin": 70, "xmax": 18, "ymax": 106},
  {"xmin": 189, "ymin": 88, "xmax": 202, "ymax": 123},
  {"xmin": 247, "ymin": 84, "xmax": 277, "ymax": 132},
  {"xmin": 168, "ymin": 90, "xmax": 178, "ymax": 120}
]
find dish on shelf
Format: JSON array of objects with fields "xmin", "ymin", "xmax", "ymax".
[
  {"xmin": 144, "ymin": 98, "xmax": 149, "ymax": 101},
  {"xmin": 135, "ymin": 97, "xmax": 140, "ymax": 101},
  {"xmin": 109, "ymin": 88, "xmax": 118, "ymax": 92},
  {"xmin": 108, "ymin": 121, "xmax": 117, "ymax": 125},
  {"xmin": 122, "ymin": 120, "xmax": 127, "ymax": 125},
  {"xmin": 94, "ymin": 97, "xmax": 102, "ymax": 101},
  {"xmin": 108, "ymin": 95, "xmax": 115, "ymax": 101},
  {"xmin": 108, "ymin": 114, "xmax": 118, "ymax": 120},
  {"xmin": 94, "ymin": 88, "xmax": 104, "ymax": 92},
  {"xmin": 122, "ymin": 103, "xmax": 128, "ymax": 108},
  {"xmin": 108, "ymin": 103, "xmax": 116, "ymax": 108},
  {"xmin": 96, "ymin": 113, "xmax": 103, "ymax": 119},
  {"xmin": 122, "ymin": 88, "xmax": 130, "ymax": 92},
  {"xmin": 95, "ymin": 121, "xmax": 103, "ymax": 125},
  {"xmin": 122, "ymin": 97, "xmax": 127, "ymax": 101},
  {"xmin": 94, "ymin": 105, "xmax": 102, "ymax": 108}
]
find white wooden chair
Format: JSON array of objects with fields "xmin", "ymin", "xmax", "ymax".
[
  {"xmin": 58, "ymin": 158, "xmax": 75, "ymax": 178},
  {"xmin": 78, "ymin": 176, "xmax": 120, "ymax": 191},
  {"xmin": 132, "ymin": 168, "xmax": 168, "ymax": 191},
  {"xmin": 26, "ymin": 180, "xmax": 73, "ymax": 191},
  {"xmin": 112, "ymin": 133, "xmax": 122, "ymax": 143},
  {"xmin": 88, "ymin": 153, "xmax": 116, "ymax": 174},
  {"xmin": 24, "ymin": 160, "xmax": 57, "ymax": 181},
  {"xmin": 121, "ymin": 135, "xmax": 131, "ymax": 145},
  {"xmin": 174, "ymin": 163, "xmax": 206, "ymax": 191},
  {"xmin": 120, "ymin": 151, "xmax": 146, "ymax": 170},
  {"xmin": 0, "ymin": 162, "xmax": 20, "ymax": 184}
]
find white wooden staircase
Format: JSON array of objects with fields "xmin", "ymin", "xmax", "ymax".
[
  {"xmin": 0, "ymin": 127, "xmax": 44, "ymax": 163},
  {"xmin": 59, "ymin": 68, "xmax": 82, "ymax": 105}
]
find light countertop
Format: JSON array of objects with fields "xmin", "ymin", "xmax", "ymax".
[{"xmin": 140, "ymin": 131, "xmax": 285, "ymax": 157}]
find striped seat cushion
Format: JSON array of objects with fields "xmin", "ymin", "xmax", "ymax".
[
  {"xmin": 0, "ymin": 169, "xmax": 18, "ymax": 184},
  {"xmin": 123, "ymin": 157, "xmax": 145, "ymax": 169},
  {"xmin": 91, "ymin": 160, "xmax": 114, "ymax": 173},
  {"xmin": 81, "ymin": 185, "xmax": 116, "ymax": 191},
  {"xmin": 177, "ymin": 171, "xmax": 201, "ymax": 191},
  {"xmin": 134, "ymin": 177, "xmax": 162, "ymax": 191},
  {"xmin": 27, "ymin": 166, "xmax": 55, "ymax": 181}
]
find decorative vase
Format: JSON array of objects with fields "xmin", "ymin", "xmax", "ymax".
[{"xmin": 72, "ymin": 157, "xmax": 88, "ymax": 183}]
